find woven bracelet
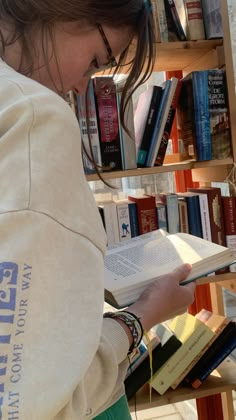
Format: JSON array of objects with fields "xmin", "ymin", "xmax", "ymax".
[{"xmin": 103, "ymin": 310, "xmax": 144, "ymax": 354}]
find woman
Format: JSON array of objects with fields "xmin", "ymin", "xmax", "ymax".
[{"xmin": 0, "ymin": 1, "xmax": 196, "ymax": 419}]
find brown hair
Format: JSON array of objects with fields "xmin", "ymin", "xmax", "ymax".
[{"xmin": 0, "ymin": 0, "xmax": 156, "ymax": 181}]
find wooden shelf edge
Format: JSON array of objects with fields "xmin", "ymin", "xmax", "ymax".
[
  {"xmin": 129, "ymin": 358, "xmax": 236, "ymax": 411},
  {"xmin": 86, "ymin": 158, "xmax": 234, "ymax": 181}
]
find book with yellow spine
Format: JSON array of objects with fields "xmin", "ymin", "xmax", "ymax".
[{"xmin": 150, "ymin": 312, "xmax": 215, "ymax": 395}]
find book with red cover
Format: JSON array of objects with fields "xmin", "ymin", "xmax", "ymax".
[
  {"xmin": 127, "ymin": 195, "xmax": 158, "ymax": 234},
  {"xmin": 93, "ymin": 76, "xmax": 122, "ymax": 171},
  {"xmin": 188, "ymin": 187, "xmax": 226, "ymax": 247}
]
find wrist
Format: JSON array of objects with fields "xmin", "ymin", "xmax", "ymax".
[{"xmin": 103, "ymin": 311, "xmax": 144, "ymax": 354}]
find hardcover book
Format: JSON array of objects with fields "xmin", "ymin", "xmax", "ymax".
[
  {"xmin": 188, "ymin": 187, "xmax": 226, "ymax": 247},
  {"xmin": 184, "ymin": 0, "xmax": 205, "ymax": 40},
  {"xmin": 77, "ymin": 80, "xmax": 102, "ymax": 174},
  {"xmin": 177, "ymin": 192, "xmax": 203, "ymax": 238},
  {"xmin": 104, "ymin": 229, "xmax": 235, "ymax": 308},
  {"xmin": 93, "ymin": 76, "xmax": 123, "ymax": 171},
  {"xmin": 128, "ymin": 195, "xmax": 158, "ymax": 235}
]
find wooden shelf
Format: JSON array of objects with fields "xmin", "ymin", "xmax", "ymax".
[
  {"xmin": 127, "ymin": 39, "xmax": 224, "ymax": 73},
  {"xmin": 86, "ymin": 158, "xmax": 233, "ymax": 181},
  {"xmin": 129, "ymin": 358, "xmax": 236, "ymax": 411}
]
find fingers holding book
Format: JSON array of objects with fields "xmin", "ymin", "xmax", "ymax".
[{"xmin": 127, "ymin": 263, "xmax": 196, "ymax": 332}]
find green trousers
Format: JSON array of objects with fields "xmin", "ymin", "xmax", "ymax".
[{"xmin": 92, "ymin": 395, "xmax": 132, "ymax": 420}]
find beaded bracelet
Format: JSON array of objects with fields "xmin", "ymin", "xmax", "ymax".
[{"xmin": 103, "ymin": 310, "xmax": 144, "ymax": 354}]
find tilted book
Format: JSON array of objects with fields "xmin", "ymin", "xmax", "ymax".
[
  {"xmin": 171, "ymin": 309, "xmax": 230, "ymax": 389},
  {"xmin": 150, "ymin": 312, "xmax": 215, "ymax": 395},
  {"xmin": 184, "ymin": 321, "xmax": 236, "ymax": 388},
  {"xmin": 104, "ymin": 229, "xmax": 235, "ymax": 308},
  {"xmin": 125, "ymin": 323, "xmax": 182, "ymax": 399}
]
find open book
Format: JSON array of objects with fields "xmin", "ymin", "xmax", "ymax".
[{"xmin": 104, "ymin": 230, "xmax": 235, "ymax": 308}]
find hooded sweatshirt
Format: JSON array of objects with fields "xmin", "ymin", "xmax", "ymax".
[{"xmin": 0, "ymin": 59, "xmax": 129, "ymax": 420}]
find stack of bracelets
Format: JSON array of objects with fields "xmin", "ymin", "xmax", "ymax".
[{"xmin": 103, "ymin": 310, "xmax": 144, "ymax": 354}]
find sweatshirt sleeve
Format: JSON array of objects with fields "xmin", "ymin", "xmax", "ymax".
[
  {"xmin": 0, "ymin": 75, "xmax": 130, "ymax": 420},
  {"xmin": 0, "ymin": 210, "xmax": 129, "ymax": 420}
]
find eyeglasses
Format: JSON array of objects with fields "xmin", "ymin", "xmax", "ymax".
[{"xmin": 97, "ymin": 24, "xmax": 118, "ymax": 69}]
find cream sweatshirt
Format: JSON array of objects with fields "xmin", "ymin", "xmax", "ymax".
[{"xmin": 0, "ymin": 59, "xmax": 130, "ymax": 420}]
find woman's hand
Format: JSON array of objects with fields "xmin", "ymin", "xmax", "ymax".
[{"xmin": 127, "ymin": 263, "xmax": 196, "ymax": 331}]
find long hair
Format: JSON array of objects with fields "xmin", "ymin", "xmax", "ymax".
[{"xmin": 0, "ymin": 0, "xmax": 156, "ymax": 182}]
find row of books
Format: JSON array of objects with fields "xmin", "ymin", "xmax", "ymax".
[
  {"xmin": 76, "ymin": 76, "xmax": 137, "ymax": 174},
  {"xmin": 125, "ymin": 309, "xmax": 236, "ymax": 398},
  {"xmin": 152, "ymin": 0, "xmax": 223, "ymax": 43},
  {"xmin": 96, "ymin": 186, "xmax": 236, "ymax": 275},
  {"xmin": 74, "ymin": 68, "xmax": 232, "ymax": 175},
  {"xmin": 135, "ymin": 69, "xmax": 232, "ymax": 168}
]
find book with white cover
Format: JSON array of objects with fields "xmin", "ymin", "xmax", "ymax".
[{"xmin": 104, "ymin": 229, "xmax": 235, "ymax": 308}]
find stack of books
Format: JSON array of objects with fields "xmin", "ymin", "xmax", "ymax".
[{"xmin": 124, "ymin": 309, "xmax": 236, "ymax": 399}]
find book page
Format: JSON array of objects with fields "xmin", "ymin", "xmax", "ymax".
[{"xmin": 104, "ymin": 232, "xmax": 233, "ymax": 294}]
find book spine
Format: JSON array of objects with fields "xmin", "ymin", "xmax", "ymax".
[
  {"xmin": 222, "ymin": 196, "xmax": 236, "ymax": 272},
  {"xmin": 77, "ymin": 81, "xmax": 102, "ymax": 174},
  {"xmin": 116, "ymin": 203, "xmax": 132, "ymax": 242},
  {"xmin": 208, "ymin": 69, "xmax": 232, "ymax": 160},
  {"xmin": 159, "ymin": 193, "xmax": 180, "ymax": 234},
  {"xmin": 116, "ymin": 91, "xmax": 137, "ymax": 170},
  {"xmin": 184, "ymin": 0, "xmax": 205, "ymax": 40},
  {"xmin": 178, "ymin": 199, "xmax": 189, "ymax": 233},
  {"xmin": 146, "ymin": 80, "xmax": 172, "ymax": 167},
  {"xmin": 151, "ymin": 323, "xmax": 215, "ymax": 395},
  {"xmin": 166, "ymin": 0, "xmax": 187, "ymax": 41},
  {"xmin": 137, "ymin": 86, "xmax": 163, "ymax": 167},
  {"xmin": 201, "ymin": 0, "xmax": 223, "ymax": 39},
  {"xmin": 184, "ymin": 322, "xmax": 236, "ymax": 385},
  {"xmin": 171, "ymin": 317, "xmax": 229, "ymax": 389},
  {"xmin": 93, "ymin": 77, "xmax": 123, "ymax": 170},
  {"xmin": 197, "ymin": 193, "xmax": 212, "ymax": 241},
  {"xmin": 102, "ymin": 202, "xmax": 120, "ymax": 246},
  {"xmin": 187, "ymin": 195, "xmax": 203, "ymax": 238},
  {"xmin": 147, "ymin": 78, "xmax": 179, "ymax": 167},
  {"xmin": 191, "ymin": 327, "xmax": 236, "ymax": 388},
  {"xmin": 150, "ymin": 0, "xmax": 161, "ymax": 42},
  {"xmin": 156, "ymin": 203, "xmax": 168, "ymax": 231},
  {"xmin": 128, "ymin": 202, "xmax": 140, "ymax": 238},
  {"xmin": 128, "ymin": 196, "xmax": 158, "ymax": 234},
  {"xmin": 192, "ymin": 71, "xmax": 212, "ymax": 161},
  {"xmin": 155, "ymin": 79, "xmax": 182, "ymax": 166},
  {"xmin": 188, "ymin": 187, "xmax": 226, "ymax": 247},
  {"xmin": 154, "ymin": 0, "xmax": 169, "ymax": 42},
  {"xmin": 177, "ymin": 75, "xmax": 197, "ymax": 160}
]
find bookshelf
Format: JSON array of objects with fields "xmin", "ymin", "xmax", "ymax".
[
  {"xmin": 86, "ymin": 158, "xmax": 234, "ymax": 181},
  {"xmin": 86, "ymin": 1, "xmax": 236, "ymax": 418},
  {"xmin": 129, "ymin": 358, "xmax": 236, "ymax": 411}
]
